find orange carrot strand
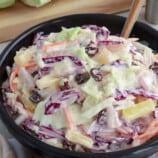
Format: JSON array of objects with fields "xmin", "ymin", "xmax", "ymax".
[
  {"xmin": 155, "ymin": 54, "xmax": 158, "ymax": 61},
  {"xmin": 42, "ymin": 42, "xmax": 65, "ymax": 51},
  {"xmin": 134, "ymin": 119, "xmax": 158, "ymax": 143},
  {"xmin": 9, "ymin": 62, "xmax": 37, "ymax": 93},
  {"xmin": 25, "ymin": 63, "xmax": 37, "ymax": 70},
  {"xmin": 63, "ymin": 106, "xmax": 73, "ymax": 129},
  {"xmin": 9, "ymin": 67, "xmax": 20, "ymax": 93}
]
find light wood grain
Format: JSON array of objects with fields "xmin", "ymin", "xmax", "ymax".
[{"xmin": 0, "ymin": 0, "xmax": 133, "ymax": 42}]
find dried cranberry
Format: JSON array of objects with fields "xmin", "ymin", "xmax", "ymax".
[
  {"xmin": 63, "ymin": 140, "xmax": 75, "ymax": 151},
  {"xmin": 29, "ymin": 90, "xmax": 42, "ymax": 103},
  {"xmin": 90, "ymin": 68, "xmax": 102, "ymax": 81},
  {"xmin": 60, "ymin": 81, "xmax": 70, "ymax": 90},
  {"xmin": 85, "ymin": 41, "xmax": 98, "ymax": 57},
  {"xmin": 149, "ymin": 62, "xmax": 158, "ymax": 76},
  {"xmin": 97, "ymin": 109, "xmax": 107, "ymax": 125},
  {"xmin": 75, "ymin": 72, "xmax": 90, "ymax": 84}
]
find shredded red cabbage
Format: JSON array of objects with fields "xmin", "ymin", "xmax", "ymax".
[
  {"xmin": 110, "ymin": 59, "xmax": 128, "ymax": 67},
  {"xmin": 98, "ymin": 40, "xmax": 123, "ymax": 46},
  {"xmin": 38, "ymin": 67, "xmax": 51, "ymax": 78},
  {"xmin": 114, "ymin": 89, "xmax": 128, "ymax": 101},
  {"xmin": 39, "ymin": 126, "xmax": 64, "ymax": 140},
  {"xmin": 22, "ymin": 119, "xmax": 39, "ymax": 133},
  {"xmin": 82, "ymin": 25, "xmax": 110, "ymax": 41},
  {"xmin": 45, "ymin": 89, "xmax": 80, "ymax": 115},
  {"xmin": 42, "ymin": 56, "xmax": 83, "ymax": 67},
  {"xmin": 33, "ymin": 32, "xmax": 43, "ymax": 44},
  {"xmin": 130, "ymin": 45, "xmax": 144, "ymax": 55},
  {"xmin": 93, "ymin": 134, "xmax": 133, "ymax": 152},
  {"xmin": 115, "ymin": 88, "xmax": 158, "ymax": 101},
  {"xmin": 127, "ymin": 89, "xmax": 158, "ymax": 101},
  {"xmin": 33, "ymin": 32, "xmax": 45, "ymax": 49}
]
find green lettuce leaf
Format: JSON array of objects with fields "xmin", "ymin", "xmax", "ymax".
[{"xmin": 56, "ymin": 27, "xmax": 81, "ymax": 41}]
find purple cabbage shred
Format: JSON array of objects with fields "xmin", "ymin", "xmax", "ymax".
[
  {"xmin": 98, "ymin": 40, "xmax": 123, "ymax": 46},
  {"xmin": 45, "ymin": 89, "xmax": 80, "ymax": 115},
  {"xmin": 82, "ymin": 25, "xmax": 110, "ymax": 41},
  {"xmin": 42, "ymin": 56, "xmax": 83, "ymax": 67},
  {"xmin": 39, "ymin": 126, "xmax": 64, "ymax": 140}
]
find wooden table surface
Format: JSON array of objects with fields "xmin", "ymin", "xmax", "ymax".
[{"xmin": 0, "ymin": 0, "xmax": 134, "ymax": 42}]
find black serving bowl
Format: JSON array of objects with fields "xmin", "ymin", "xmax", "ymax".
[{"xmin": 0, "ymin": 14, "xmax": 158, "ymax": 158}]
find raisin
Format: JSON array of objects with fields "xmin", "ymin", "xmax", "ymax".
[
  {"xmin": 60, "ymin": 81, "xmax": 70, "ymax": 90},
  {"xmin": 63, "ymin": 140, "xmax": 75, "ymax": 151},
  {"xmin": 29, "ymin": 90, "xmax": 42, "ymax": 103},
  {"xmin": 90, "ymin": 68, "xmax": 102, "ymax": 81},
  {"xmin": 31, "ymin": 71, "xmax": 38, "ymax": 77},
  {"xmin": 75, "ymin": 72, "xmax": 90, "ymax": 84},
  {"xmin": 97, "ymin": 109, "xmax": 107, "ymax": 125},
  {"xmin": 85, "ymin": 41, "xmax": 98, "ymax": 57},
  {"xmin": 149, "ymin": 62, "xmax": 158, "ymax": 76}
]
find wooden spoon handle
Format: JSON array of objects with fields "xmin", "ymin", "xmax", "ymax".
[{"xmin": 121, "ymin": 0, "xmax": 144, "ymax": 38}]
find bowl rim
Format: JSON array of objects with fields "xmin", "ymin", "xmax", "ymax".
[{"xmin": 0, "ymin": 13, "xmax": 158, "ymax": 158}]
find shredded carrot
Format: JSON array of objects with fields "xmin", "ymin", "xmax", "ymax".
[
  {"xmin": 9, "ymin": 67, "xmax": 21, "ymax": 93},
  {"xmin": 116, "ymin": 127, "xmax": 131, "ymax": 136},
  {"xmin": 42, "ymin": 42, "xmax": 65, "ymax": 51},
  {"xmin": 134, "ymin": 119, "xmax": 158, "ymax": 143},
  {"xmin": 25, "ymin": 63, "xmax": 37, "ymax": 70},
  {"xmin": 155, "ymin": 54, "xmax": 158, "ymax": 61},
  {"xmin": 9, "ymin": 62, "xmax": 37, "ymax": 93},
  {"xmin": 63, "ymin": 106, "xmax": 73, "ymax": 129}
]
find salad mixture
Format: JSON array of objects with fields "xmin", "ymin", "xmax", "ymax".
[{"xmin": 2, "ymin": 25, "xmax": 158, "ymax": 152}]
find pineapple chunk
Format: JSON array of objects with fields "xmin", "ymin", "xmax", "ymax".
[
  {"xmin": 93, "ymin": 47, "xmax": 116, "ymax": 65},
  {"xmin": 65, "ymin": 130, "xmax": 93, "ymax": 148},
  {"xmin": 22, "ymin": 93, "xmax": 36, "ymax": 112},
  {"xmin": 36, "ymin": 74, "xmax": 59, "ymax": 89},
  {"xmin": 122, "ymin": 99, "xmax": 156, "ymax": 122},
  {"xmin": 44, "ymin": 138, "xmax": 63, "ymax": 148},
  {"xmin": 21, "ymin": 88, "xmax": 37, "ymax": 112},
  {"xmin": 14, "ymin": 46, "xmax": 35, "ymax": 66}
]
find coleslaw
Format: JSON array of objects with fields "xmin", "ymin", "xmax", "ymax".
[{"xmin": 2, "ymin": 25, "xmax": 158, "ymax": 152}]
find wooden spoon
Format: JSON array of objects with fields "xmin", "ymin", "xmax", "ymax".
[{"xmin": 121, "ymin": 0, "xmax": 144, "ymax": 38}]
